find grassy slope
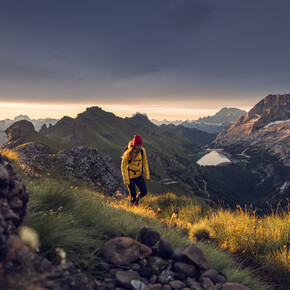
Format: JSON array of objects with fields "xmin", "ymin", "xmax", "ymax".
[
  {"xmin": 27, "ymin": 130, "xmax": 71, "ymax": 153},
  {"xmin": 20, "ymin": 177, "xmax": 268, "ymax": 289}
]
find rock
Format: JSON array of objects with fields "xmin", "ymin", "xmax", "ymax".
[
  {"xmin": 158, "ymin": 238, "xmax": 174, "ymax": 259},
  {"xmin": 221, "ymin": 283, "xmax": 250, "ymax": 290},
  {"xmin": 115, "ymin": 270, "xmax": 141, "ymax": 288},
  {"xmin": 5, "ymin": 120, "xmax": 34, "ymax": 142},
  {"xmin": 186, "ymin": 277, "xmax": 203, "ymax": 290},
  {"xmin": 200, "ymin": 269, "xmax": 219, "ymax": 284},
  {"xmin": 103, "ymin": 237, "xmax": 152, "ymax": 266},
  {"xmin": 199, "ymin": 277, "xmax": 217, "ymax": 290},
  {"xmin": 140, "ymin": 266, "xmax": 155, "ymax": 278},
  {"xmin": 162, "ymin": 285, "xmax": 172, "ymax": 290},
  {"xmin": 99, "ymin": 259, "xmax": 114, "ymax": 271},
  {"xmin": 172, "ymin": 247, "xmax": 184, "ymax": 262},
  {"xmin": 140, "ymin": 227, "xmax": 161, "ymax": 247},
  {"xmin": 174, "ymin": 261, "xmax": 197, "ymax": 277},
  {"xmin": 131, "ymin": 279, "xmax": 147, "ymax": 290},
  {"xmin": 147, "ymin": 256, "xmax": 166, "ymax": 271},
  {"xmin": 173, "ymin": 272, "xmax": 185, "ymax": 281},
  {"xmin": 149, "ymin": 274, "xmax": 158, "ymax": 284},
  {"xmin": 182, "ymin": 245, "xmax": 210, "ymax": 270},
  {"xmin": 217, "ymin": 273, "xmax": 227, "ymax": 284},
  {"xmin": 128, "ymin": 263, "xmax": 141, "ymax": 271},
  {"xmin": 146, "ymin": 284, "xmax": 163, "ymax": 290},
  {"xmin": 168, "ymin": 280, "xmax": 186, "ymax": 289},
  {"xmin": 158, "ymin": 268, "xmax": 175, "ymax": 284}
]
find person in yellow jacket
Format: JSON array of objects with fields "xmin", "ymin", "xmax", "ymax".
[{"xmin": 121, "ymin": 135, "xmax": 150, "ymax": 206}]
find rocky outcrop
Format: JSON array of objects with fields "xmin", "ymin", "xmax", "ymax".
[
  {"xmin": 56, "ymin": 146, "xmax": 127, "ymax": 195},
  {"xmin": 0, "ymin": 154, "xmax": 93, "ymax": 289},
  {"xmin": 4, "ymin": 120, "xmax": 35, "ymax": 148},
  {"xmin": 97, "ymin": 227, "xmax": 250, "ymax": 290},
  {"xmin": 0, "ymin": 154, "xmax": 28, "ymax": 259}
]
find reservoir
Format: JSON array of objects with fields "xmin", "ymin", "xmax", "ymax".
[{"xmin": 196, "ymin": 151, "xmax": 231, "ymax": 166}]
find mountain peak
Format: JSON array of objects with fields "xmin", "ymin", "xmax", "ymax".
[{"xmin": 229, "ymin": 94, "xmax": 290, "ymax": 133}]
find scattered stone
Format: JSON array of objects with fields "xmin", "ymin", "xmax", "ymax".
[
  {"xmin": 142, "ymin": 267, "xmax": 155, "ymax": 278},
  {"xmin": 158, "ymin": 268, "xmax": 175, "ymax": 284},
  {"xmin": 103, "ymin": 237, "xmax": 152, "ymax": 266},
  {"xmin": 199, "ymin": 277, "xmax": 217, "ymax": 290},
  {"xmin": 115, "ymin": 270, "xmax": 141, "ymax": 288},
  {"xmin": 146, "ymin": 283, "xmax": 163, "ymax": 290},
  {"xmin": 150, "ymin": 274, "xmax": 158, "ymax": 284},
  {"xmin": 182, "ymin": 245, "xmax": 210, "ymax": 270},
  {"xmin": 147, "ymin": 256, "xmax": 166, "ymax": 271},
  {"xmin": 169, "ymin": 280, "xmax": 186, "ymax": 289},
  {"xmin": 217, "ymin": 272, "xmax": 227, "ymax": 284},
  {"xmin": 174, "ymin": 261, "xmax": 197, "ymax": 277},
  {"xmin": 200, "ymin": 269, "xmax": 219, "ymax": 284},
  {"xmin": 159, "ymin": 238, "xmax": 174, "ymax": 259},
  {"xmin": 221, "ymin": 283, "xmax": 250, "ymax": 290},
  {"xmin": 140, "ymin": 227, "xmax": 161, "ymax": 247},
  {"xmin": 172, "ymin": 248, "xmax": 184, "ymax": 262},
  {"xmin": 162, "ymin": 285, "xmax": 172, "ymax": 290},
  {"xmin": 131, "ymin": 279, "xmax": 147, "ymax": 290},
  {"xmin": 186, "ymin": 277, "xmax": 203, "ymax": 290},
  {"xmin": 99, "ymin": 259, "xmax": 114, "ymax": 271}
]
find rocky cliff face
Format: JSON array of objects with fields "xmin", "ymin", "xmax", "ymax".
[{"xmin": 214, "ymin": 94, "xmax": 290, "ymax": 166}]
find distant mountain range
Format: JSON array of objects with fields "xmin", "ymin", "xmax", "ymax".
[
  {"xmin": 181, "ymin": 108, "xmax": 246, "ymax": 133},
  {"xmin": 150, "ymin": 107, "xmax": 246, "ymax": 133},
  {"xmin": 1, "ymin": 96, "xmax": 289, "ymax": 209}
]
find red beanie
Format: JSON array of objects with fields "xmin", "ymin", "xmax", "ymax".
[{"xmin": 132, "ymin": 135, "xmax": 142, "ymax": 146}]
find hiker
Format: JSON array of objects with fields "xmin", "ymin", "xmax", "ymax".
[{"xmin": 121, "ymin": 135, "xmax": 150, "ymax": 206}]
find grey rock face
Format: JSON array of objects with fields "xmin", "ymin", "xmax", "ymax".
[
  {"xmin": 214, "ymin": 94, "xmax": 290, "ymax": 167},
  {"xmin": 56, "ymin": 146, "xmax": 127, "ymax": 195}
]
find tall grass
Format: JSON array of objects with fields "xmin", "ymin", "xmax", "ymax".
[
  {"xmin": 190, "ymin": 204, "xmax": 290, "ymax": 287},
  {"xmin": 22, "ymin": 179, "xmax": 267, "ymax": 289}
]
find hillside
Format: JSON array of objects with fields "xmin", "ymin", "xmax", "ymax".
[
  {"xmin": 40, "ymin": 107, "xmax": 208, "ymax": 197},
  {"xmin": 160, "ymin": 124, "xmax": 217, "ymax": 146}
]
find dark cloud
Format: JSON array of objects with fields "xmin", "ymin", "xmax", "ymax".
[
  {"xmin": 168, "ymin": 1, "xmax": 212, "ymax": 30},
  {"xmin": 49, "ymin": 53, "xmax": 70, "ymax": 61},
  {"xmin": 0, "ymin": 0, "xmax": 290, "ymax": 108}
]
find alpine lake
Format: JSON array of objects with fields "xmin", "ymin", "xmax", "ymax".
[{"xmin": 193, "ymin": 150, "xmax": 231, "ymax": 166}]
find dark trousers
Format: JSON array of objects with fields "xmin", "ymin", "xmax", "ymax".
[{"xmin": 127, "ymin": 175, "xmax": 147, "ymax": 205}]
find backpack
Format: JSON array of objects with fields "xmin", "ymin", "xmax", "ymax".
[{"xmin": 123, "ymin": 145, "xmax": 143, "ymax": 164}]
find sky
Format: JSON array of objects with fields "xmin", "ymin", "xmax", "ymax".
[{"xmin": 1, "ymin": 0, "xmax": 290, "ymax": 121}]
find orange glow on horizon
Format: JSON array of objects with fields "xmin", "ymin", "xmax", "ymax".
[{"xmin": 0, "ymin": 101, "xmax": 251, "ymax": 121}]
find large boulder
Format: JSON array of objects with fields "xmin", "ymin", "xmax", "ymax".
[{"xmin": 103, "ymin": 237, "xmax": 152, "ymax": 266}]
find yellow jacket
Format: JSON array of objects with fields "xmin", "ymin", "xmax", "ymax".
[{"xmin": 121, "ymin": 141, "xmax": 150, "ymax": 185}]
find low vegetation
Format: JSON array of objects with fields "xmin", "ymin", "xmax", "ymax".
[{"xmin": 21, "ymin": 178, "xmax": 268, "ymax": 289}]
